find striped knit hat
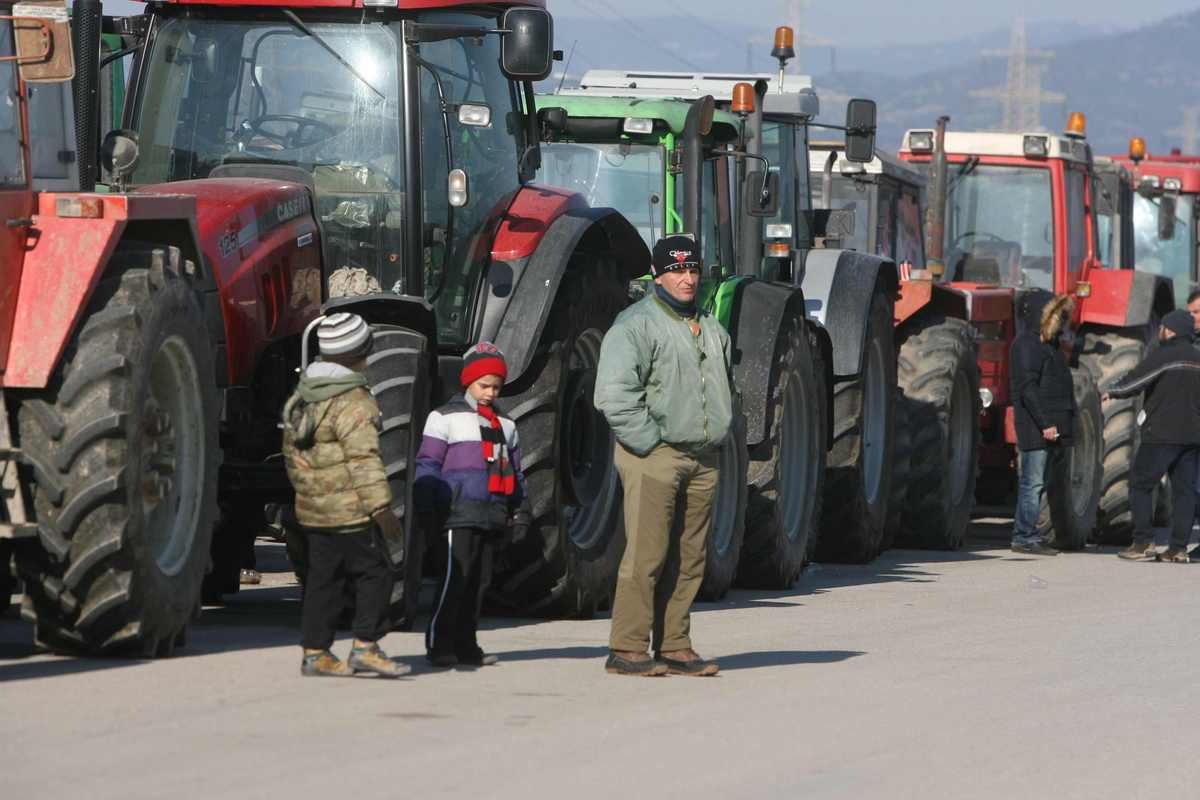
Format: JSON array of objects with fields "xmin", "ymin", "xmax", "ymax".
[
  {"xmin": 317, "ymin": 312, "xmax": 372, "ymax": 358},
  {"xmin": 461, "ymin": 342, "xmax": 508, "ymax": 387}
]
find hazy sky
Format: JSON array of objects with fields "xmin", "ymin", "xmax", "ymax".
[{"xmin": 549, "ymin": 0, "xmax": 1199, "ymax": 45}]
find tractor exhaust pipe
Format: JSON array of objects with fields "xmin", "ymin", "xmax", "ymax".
[
  {"xmin": 72, "ymin": 0, "xmax": 102, "ymax": 192},
  {"xmin": 925, "ymin": 115, "xmax": 949, "ymax": 277},
  {"xmin": 682, "ymin": 95, "xmax": 715, "ymax": 254}
]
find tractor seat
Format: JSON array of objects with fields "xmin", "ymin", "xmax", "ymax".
[{"xmin": 959, "ymin": 256, "xmax": 1002, "ymax": 285}]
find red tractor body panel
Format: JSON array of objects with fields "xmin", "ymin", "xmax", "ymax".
[
  {"xmin": 1077, "ymin": 268, "xmax": 1139, "ymax": 327},
  {"xmin": 0, "ymin": 188, "xmax": 35, "ymax": 374},
  {"xmin": 144, "ymin": 179, "xmax": 323, "ymax": 385},
  {"xmin": 491, "ymin": 184, "xmax": 588, "ymax": 261},
  {"xmin": 4, "ymin": 193, "xmax": 198, "ymax": 388},
  {"xmin": 1111, "ymin": 156, "xmax": 1200, "ymax": 193}
]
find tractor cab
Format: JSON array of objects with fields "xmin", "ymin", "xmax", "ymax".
[
  {"xmin": 808, "ymin": 141, "xmax": 926, "ymax": 272},
  {"xmin": 1111, "ymin": 141, "xmax": 1200, "ymax": 308},
  {"xmin": 899, "ymin": 118, "xmax": 1103, "ymax": 294},
  {"xmin": 535, "ymin": 94, "xmax": 742, "ymax": 276},
  {"xmin": 119, "ymin": 0, "xmax": 555, "ymax": 349}
]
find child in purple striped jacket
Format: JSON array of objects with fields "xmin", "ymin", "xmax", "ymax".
[{"xmin": 415, "ymin": 342, "xmax": 530, "ymax": 668}]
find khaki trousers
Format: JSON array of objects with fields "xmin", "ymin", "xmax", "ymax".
[{"xmin": 609, "ymin": 442, "xmax": 719, "ymax": 653}]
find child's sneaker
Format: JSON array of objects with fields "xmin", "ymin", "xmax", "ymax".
[
  {"xmin": 348, "ymin": 643, "xmax": 409, "ymax": 678},
  {"xmin": 301, "ymin": 650, "xmax": 353, "ymax": 677}
]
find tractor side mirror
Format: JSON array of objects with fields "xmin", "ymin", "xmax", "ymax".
[
  {"xmin": 1158, "ymin": 193, "xmax": 1178, "ymax": 241},
  {"xmin": 844, "ymin": 98, "xmax": 877, "ymax": 164},
  {"xmin": 101, "ymin": 128, "xmax": 140, "ymax": 191},
  {"xmin": 12, "ymin": 0, "xmax": 74, "ymax": 83},
  {"xmin": 743, "ymin": 170, "xmax": 780, "ymax": 217},
  {"xmin": 500, "ymin": 7, "xmax": 553, "ymax": 81},
  {"xmin": 190, "ymin": 36, "xmax": 221, "ymax": 84}
]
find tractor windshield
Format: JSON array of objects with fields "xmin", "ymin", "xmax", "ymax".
[
  {"xmin": 1132, "ymin": 192, "xmax": 1195, "ymax": 308},
  {"xmin": 128, "ymin": 10, "xmax": 525, "ymax": 347},
  {"xmin": 538, "ymin": 142, "xmax": 664, "ymax": 249},
  {"xmin": 943, "ymin": 164, "xmax": 1054, "ymax": 289}
]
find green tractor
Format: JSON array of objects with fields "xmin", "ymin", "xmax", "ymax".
[
  {"xmin": 554, "ymin": 47, "xmax": 899, "ymax": 565},
  {"xmin": 532, "ymin": 86, "xmax": 876, "ymax": 593}
]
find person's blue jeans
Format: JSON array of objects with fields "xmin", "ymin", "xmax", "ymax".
[{"xmin": 1013, "ymin": 446, "xmax": 1063, "ymax": 544}]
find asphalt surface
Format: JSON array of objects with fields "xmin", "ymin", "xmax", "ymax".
[{"xmin": 3, "ymin": 518, "xmax": 1198, "ymax": 800}]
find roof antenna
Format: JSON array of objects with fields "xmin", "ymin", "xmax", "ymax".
[{"xmin": 555, "ymin": 40, "xmax": 578, "ymax": 93}]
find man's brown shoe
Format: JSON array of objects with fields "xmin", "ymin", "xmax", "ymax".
[
  {"xmin": 658, "ymin": 649, "xmax": 719, "ymax": 677},
  {"xmin": 1160, "ymin": 547, "xmax": 1190, "ymax": 563},
  {"xmin": 348, "ymin": 643, "xmax": 409, "ymax": 678},
  {"xmin": 605, "ymin": 650, "xmax": 668, "ymax": 676},
  {"xmin": 1118, "ymin": 541, "xmax": 1157, "ymax": 560},
  {"xmin": 301, "ymin": 650, "xmax": 353, "ymax": 677}
]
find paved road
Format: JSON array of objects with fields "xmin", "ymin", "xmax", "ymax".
[{"xmin": 3, "ymin": 519, "xmax": 1197, "ymax": 800}]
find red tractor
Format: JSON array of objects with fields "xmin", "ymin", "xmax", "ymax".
[
  {"xmin": 1109, "ymin": 140, "xmax": 1199, "ymax": 310},
  {"xmin": 3, "ymin": 0, "xmax": 647, "ymax": 653},
  {"xmin": 899, "ymin": 115, "xmax": 1175, "ymax": 547}
]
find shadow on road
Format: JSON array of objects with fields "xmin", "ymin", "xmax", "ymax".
[{"xmin": 0, "ymin": 514, "xmax": 1041, "ymax": 679}]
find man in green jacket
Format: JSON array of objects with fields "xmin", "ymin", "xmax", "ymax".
[
  {"xmin": 595, "ymin": 234, "xmax": 733, "ymax": 677},
  {"xmin": 283, "ymin": 312, "xmax": 407, "ymax": 679}
]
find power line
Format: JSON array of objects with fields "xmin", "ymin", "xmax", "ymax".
[{"xmin": 557, "ymin": 0, "xmax": 703, "ymax": 71}]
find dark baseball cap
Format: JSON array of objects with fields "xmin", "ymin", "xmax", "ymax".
[
  {"xmin": 1162, "ymin": 308, "xmax": 1194, "ymax": 337},
  {"xmin": 651, "ymin": 234, "xmax": 702, "ymax": 276}
]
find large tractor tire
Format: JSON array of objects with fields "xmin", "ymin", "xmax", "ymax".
[
  {"xmin": 1032, "ymin": 369, "xmax": 1103, "ymax": 550},
  {"xmin": 895, "ymin": 317, "xmax": 981, "ymax": 550},
  {"xmin": 738, "ymin": 312, "xmax": 825, "ymax": 589},
  {"xmin": 698, "ymin": 398, "xmax": 748, "ymax": 600},
  {"xmin": 816, "ymin": 287, "xmax": 896, "ymax": 563},
  {"xmin": 489, "ymin": 257, "xmax": 627, "ymax": 617},
  {"xmin": 882, "ymin": 387, "xmax": 910, "ymax": 551},
  {"xmin": 365, "ymin": 326, "xmax": 430, "ymax": 630},
  {"xmin": 14, "ymin": 245, "xmax": 220, "ymax": 655},
  {"xmin": 1077, "ymin": 330, "xmax": 1146, "ymax": 544}
]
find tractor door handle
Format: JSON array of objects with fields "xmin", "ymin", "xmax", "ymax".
[{"xmin": 6, "ymin": 217, "xmax": 32, "ymax": 228}]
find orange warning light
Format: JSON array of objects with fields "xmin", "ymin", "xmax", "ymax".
[
  {"xmin": 1129, "ymin": 136, "xmax": 1147, "ymax": 164},
  {"xmin": 732, "ymin": 82, "xmax": 755, "ymax": 115},
  {"xmin": 1065, "ymin": 111, "xmax": 1087, "ymax": 138}
]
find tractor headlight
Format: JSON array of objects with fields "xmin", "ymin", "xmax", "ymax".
[{"xmin": 979, "ymin": 387, "xmax": 994, "ymax": 409}]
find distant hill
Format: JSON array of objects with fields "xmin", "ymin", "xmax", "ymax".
[
  {"xmin": 544, "ymin": 11, "xmax": 1199, "ymax": 157},
  {"xmin": 810, "ymin": 10, "xmax": 1200, "ymax": 155}
]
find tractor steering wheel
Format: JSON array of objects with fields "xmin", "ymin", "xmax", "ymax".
[
  {"xmin": 240, "ymin": 114, "xmax": 340, "ymax": 150},
  {"xmin": 953, "ymin": 231, "xmax": 1006, "ymax": 247}
]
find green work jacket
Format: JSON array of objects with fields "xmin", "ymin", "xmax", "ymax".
[{"xmin": 595, "ymin": 292, "xmax": 733, "ymax": 456}]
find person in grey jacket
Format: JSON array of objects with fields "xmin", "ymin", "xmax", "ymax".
[{"xmin": 594, "ymin": 234, "xmax": 733, "ymax": 677}]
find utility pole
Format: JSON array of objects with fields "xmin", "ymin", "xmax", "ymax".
[
  {"xmin": 969, "ymin": 17, "xmax": 1064, "ymax": 132},
  {"xmin": 1166, "ymin": 107, "xmax": 1200, "ymax": 154}
]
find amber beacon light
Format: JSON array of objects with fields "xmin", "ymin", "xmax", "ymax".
[
  {"xmin": 1129, "ymin": 136, "xmax": 1147, "ymax": 164},
  {"xmin": 1065, "ymin": 111, "xmax": 1087, "ymax": 139},
  {"xmin": 731, "ymin": 82, "xmax": 755, "ymax": 116}
]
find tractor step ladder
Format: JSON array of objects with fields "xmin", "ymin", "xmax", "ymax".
[{"xmin": 0, "ymin": 391, "xmax": 36, "ymax": 540}]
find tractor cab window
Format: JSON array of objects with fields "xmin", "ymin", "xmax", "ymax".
[
  {"xmin": 1133, "ymin": 191, "xmax": 1195, "ymax": 308},
  {"xmin": 0, "ymin": 19, "xmax": 22, "ymax": 186},
  {"xmin": 1064, "ymin": 165, "xmax": 1088, "ymax": 271},
  {"xmin": 415, "ymin": 11, "xmax": 523, "ymax": 344},
  {"xmin": 944, "ymin": 164, "xmax": 1054, "ymax": 290},
  {"xmin": 537, "ymin": 141, "xmax": 665, "ymax": 250},
  {"xmin": 896, "ymin": 188, "xmax": 924, "ymax": 267},
  {"xmin": 130, "ymin": 16, "xmax": 406, "ymax": 290},
  {"xmin": 760, "ymin": 121, "xmax": 806, "ymax": 248}
]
